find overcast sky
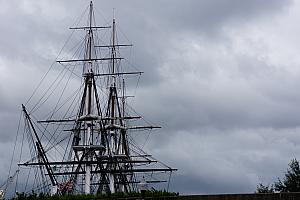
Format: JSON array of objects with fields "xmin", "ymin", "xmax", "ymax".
[{"xmin": 1, "ymin": 0, "xmax": 300, "ymax": 195}]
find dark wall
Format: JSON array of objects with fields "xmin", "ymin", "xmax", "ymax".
[{"xmin": 178, "ymin": 193, "xmax": 300, "ymax": 200}]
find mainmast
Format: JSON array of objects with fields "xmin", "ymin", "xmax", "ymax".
[{"xmin": 84, "ymin": 1, "xmax": 93, "ymax": 194}]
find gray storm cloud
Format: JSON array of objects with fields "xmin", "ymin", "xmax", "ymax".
[{"xmin": 0, "ymin": 0, "xmax": 299, "ymax": 195}]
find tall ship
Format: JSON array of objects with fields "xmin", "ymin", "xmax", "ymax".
[{"xmin": 4, "ymin": 1, "xmax": 176, "ymax": 197}]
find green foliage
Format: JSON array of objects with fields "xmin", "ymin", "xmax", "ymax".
[
  {"xmin": 11, "ymin": 190, "xmax": 178, "ymax": 200},
  {"xmin": 256, "ymin": 183, "xmax": 274, "ymax": 193},
  {"xmin": 13, "ymin": 191, "xmax": 39, "ymax": 200},
  {"xmin": 274, "ymin": 158, "xmax": 300, "ymax": 192},
  {"xmin": 256, "ymin": 158, "xmax": 300, "ymax": 193}
]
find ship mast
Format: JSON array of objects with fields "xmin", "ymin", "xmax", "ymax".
[
  {"xmin": 84, "ymin": 1, "xmax": 93, "ymax": 194},
  {"xmin": 18, "ymin": 1, "xmax": 177, "ymax": 195},
  {"xmin": 108, "ymin": 16, "xmax": 117, "ymax": 194}
]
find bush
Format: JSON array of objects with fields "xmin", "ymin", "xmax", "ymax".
[{"xmin": 12, "ymin": 190, "xmax": 178, "ymax": 200}]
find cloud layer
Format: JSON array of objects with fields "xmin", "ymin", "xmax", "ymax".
[{"xmin": 1, "ymin": 0, "xmax": 300, "ymax": 195}]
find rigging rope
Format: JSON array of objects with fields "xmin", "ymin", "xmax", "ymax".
[{"xmin": 6, "ymin": 111, "xmax": 21, "ymax": 182}]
